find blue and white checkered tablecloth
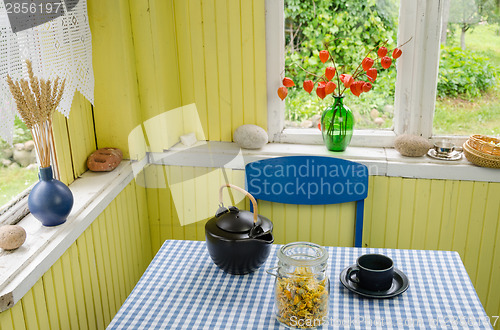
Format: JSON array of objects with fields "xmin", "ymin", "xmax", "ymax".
[{"xmin": 108, "ymin": 240, "xmax": 492, "ymax": 329}]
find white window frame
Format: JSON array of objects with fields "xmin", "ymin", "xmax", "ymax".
[{"xmin": 266, "ymin": 0, "xmax": 468, "ymax": 147}]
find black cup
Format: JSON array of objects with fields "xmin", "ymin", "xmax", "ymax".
[{"xmin": 347, "ymin": 254, "xmax": 394, "ymax": 291}]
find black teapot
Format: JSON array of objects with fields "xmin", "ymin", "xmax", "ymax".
[{"xmin": 205, "ymin": 184, "xmax": 274, "ymax": 275}]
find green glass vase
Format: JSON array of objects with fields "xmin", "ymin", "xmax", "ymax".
[{"xmin": 320, "ymin": 96, "xmax": 354, "ymax": 151}]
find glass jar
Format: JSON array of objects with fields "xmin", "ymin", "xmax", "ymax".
[{"xmin": 269, "ymin": 242, "xmax": 330, "ymax": 329}]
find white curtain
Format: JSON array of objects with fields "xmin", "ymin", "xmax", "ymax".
[{"xmin": 0, "ymin": 0, "xmax": 94, "ymax": 144}]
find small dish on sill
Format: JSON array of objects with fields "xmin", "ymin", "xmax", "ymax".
[{"xmin": 427, "ymin": 149, "xmax": 462, "ymax": 161}]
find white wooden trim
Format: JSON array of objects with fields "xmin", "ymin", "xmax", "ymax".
[
  {"xmin": 269, "ymin": 0, "xmax": 454, "ymax": 146},
  {"xmin": 0, "ymin": 162, "xmax": 138, "ymax": 312},
  {"xmin": 278, "ymin": 129, "xmax": 396, "ymax": 147},
  {"xmin": 394, "ymin": 0, "xmax": 443, "ymax": 138},
  {"xmin": 0, "ymin": 189, "xmax": 30, "ymax": 226},
  {"xmin": 150, "ymin": 141, "xmax": 500, "ymax": 183},
  {"xmin": 265, "ymin": 0, "xmax": 285, "ymax": 142}
]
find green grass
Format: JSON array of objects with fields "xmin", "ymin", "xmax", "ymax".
[
  {"xmin": 0, "ymin": 118, "xmax": 36, "ymax": 207},
  {"xmin": 0, "ymin": 167, "xmax": 38, "ymax": 207},
  {"xmin": 434, "ymin": 24, "xmax": 500, "ymax": 136}
]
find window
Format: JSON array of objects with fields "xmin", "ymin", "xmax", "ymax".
[
  {"xmin": 284, "ymin": 0, "xmax": 400, "ymax": 131},
  {"xmin": 0, "ymin": 117, "xmax": 38, "ymax": 221},
  {"xmin": 433, "ymin": 0, "xmax": 500, "ymax": 136},
  {"xmin": 266, "ymin": 0, "xmax": 487, "ymax": 147}
]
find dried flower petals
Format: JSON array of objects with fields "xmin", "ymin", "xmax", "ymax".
[{"xmin": 275, "ymin": 267, "xmax": 329, "ymax": 328}]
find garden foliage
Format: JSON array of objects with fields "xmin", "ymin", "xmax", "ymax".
[
  {"xmin": 284, "ymin": 0, "xmax": 399, "ymax": 127},
  {"xmin": 437, "ymin": 46, "xmax": 498, "ymax": 99}
]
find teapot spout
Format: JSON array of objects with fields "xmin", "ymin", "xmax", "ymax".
[
  {"xmin": 249, "ymin": 224, "xmax": 274, "ymax": 244},
  {"xmin": 253, "ymin": 232, "xmax": 274, "ymax": 244}
]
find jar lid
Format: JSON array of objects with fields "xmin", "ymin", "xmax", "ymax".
[{"xmin": 277, "ymin": 242, "xmax": 328, "ymax": 267}]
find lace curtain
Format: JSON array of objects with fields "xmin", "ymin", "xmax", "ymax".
[{"xmin": 0, "ymin": 0, "xmax": 94, "ymax": 144}]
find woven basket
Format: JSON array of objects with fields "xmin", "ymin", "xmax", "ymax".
[
  {"xmin": 468, "ymin": 134, "xmax": 500, "ymax": 156},
  {"xmin": 463, "ymin": 141, "xmax": 500, "ymax": 169}
]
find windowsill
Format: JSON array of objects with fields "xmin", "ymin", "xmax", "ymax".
[
  {"xmin": 278, "ymin": 128, "xmax": 397, "ymax": 147},
  {"xmin": 150, "ymin": 141, "xmax": 500, "ymax": 183},
  {"xmin": 0, "ymin": 161, "xmax": 139, "ymax": 312},
  {"xmin": 276, "ymin": 128, "xmax": 471, "ymax": 149}
]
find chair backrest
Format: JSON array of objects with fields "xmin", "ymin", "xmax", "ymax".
[{"xmin": 245, "ymin": 156, "xmax": 368, "ymax": 247}]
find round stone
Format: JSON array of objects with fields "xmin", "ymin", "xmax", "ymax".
[
  {"xmin": 233, "ymin": 125, "xmax": 268, "ymax": 149},
  {"xmin": 395, "ymin": 134, "xmax": 432, "ymax": 157},
  {"xmin": 0, "ymin": 225, "xmax": 27, "ymax": 250}
]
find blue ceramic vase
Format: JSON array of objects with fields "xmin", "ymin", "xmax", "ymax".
[{"xmin": 28, "ymin": 166, "xmax": 74, "ymax": 226}]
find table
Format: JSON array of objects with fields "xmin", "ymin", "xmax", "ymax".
[{"xmin": 108, "ymin": 240, "xmax": 492, "ymax": 329}]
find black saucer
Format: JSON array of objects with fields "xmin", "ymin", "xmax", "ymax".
[{"xmin": 339, "ymin": 265, "xmax": 409, "ymax": 298}]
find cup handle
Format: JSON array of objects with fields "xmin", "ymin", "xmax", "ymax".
[{"xmin": 347, "ymin": 266, "xmax": 360, "ymax": 283}]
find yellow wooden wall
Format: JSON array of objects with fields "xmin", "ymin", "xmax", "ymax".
[
  {"xmin": 146, "ymin": 166, "xmax": 500, "ymax": 323},
  {"xmin": 86, "ymin": 0, "xmax": 267, "ymax": 157},
  {"xmin": 364, "ymin": 176, "xmax": 500, "ymax": 321},
  {"xmin": 51, "ymin": 91, "xmax": 96, "ymax": 185},
  {"xmin": 35, "ymin": 0, "xmax": 500, "ymax": 326},
  {"xmin": 87, "ymin": 0, "xmax": 143, "ymax": 159},
  {"xmin": 0, "ymin": 180, "xmax": 152, "ymax": 330}
]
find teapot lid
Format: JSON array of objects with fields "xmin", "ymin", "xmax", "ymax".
[{"xmin": 216, "ymin": 207, "xmax": 261, "ymax": 233}]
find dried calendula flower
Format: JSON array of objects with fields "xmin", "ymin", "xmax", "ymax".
[{"xmin": 275, "ymin": 267, "xmax": 329, "ymax": 328}]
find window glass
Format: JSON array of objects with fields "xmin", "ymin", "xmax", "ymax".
[
  {"xmin": 0, "ymin": 117, "xmax": 38, "ymax": 208},
  {"xmin": 284, "ymin": 0, "xmax": 400, "ymax": 130},
  {"xmin": 433, "ymin": 0, "xmax": 500, "ymax": 136}
]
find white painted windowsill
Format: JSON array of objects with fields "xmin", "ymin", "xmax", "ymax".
[
  {"xmin": 150, "ymin": 141, "xmax": 500, "ymax": 183},
  {"xmin": 0, "ymin": 161, "xmax": 140, "ymax": 312}
]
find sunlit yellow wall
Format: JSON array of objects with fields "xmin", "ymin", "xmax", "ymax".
[
  {"xmin": 51, "ymin": 91, "xmax": 96, "ymax": 185},
  {"xmin": 145, "ymin": 165, "xmax": 359, "ymax": 252},
  {"xmin": 86, "ymin": 0, "xmax": 267, "ymax": 157},
  {"xmin": 0, "ymin": 181, "xmax": 152, "ymax": 330},
  {"xmin": 364, "ymin": 177, "xmax": 500, "ymax": 321},
  {"xmin": 50, "ymin": 0, "xmax": 500, "ymax": 325},
  {"xmin": 147, "ymin": 167, "xmax": 500, "ymax": 322}
]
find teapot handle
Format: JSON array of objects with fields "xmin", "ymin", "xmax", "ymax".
[{"xmin": 219, "ymin": 184, "xmax": 258, "ymax": 224}]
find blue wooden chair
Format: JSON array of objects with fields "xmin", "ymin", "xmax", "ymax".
[{"xmin": 245, "ymin": 156, "xmax": 368, "ymax": 247}]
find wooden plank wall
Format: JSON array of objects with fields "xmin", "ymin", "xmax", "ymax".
[
  {"xmin": 46, "ymin": 0, "xmax": 500, "ymax": 324},
  {"xmin": 0, "ymin": 181, "xmax": 152, "ymax": 330},
  {"xmin": 86, "ymin": 0, "xmax": 267, "ymax": 156},
  {"xmin": 51, "ymin": 91, "xmax": 96, "ymax": 185},
  {"xmin": 171, "ymin": 0, "xmax": 268, "ymax": 142},
  {"xmin": 87, "ymin": 0, "xmax": 143, "ymax": 159},
  {"xmin": 147, "ymin": 167, "xmax": 500, "ymax": 323},
  {"xmin": 364, "ymin": 177, "xmax": 500, "ymax": 322}
]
